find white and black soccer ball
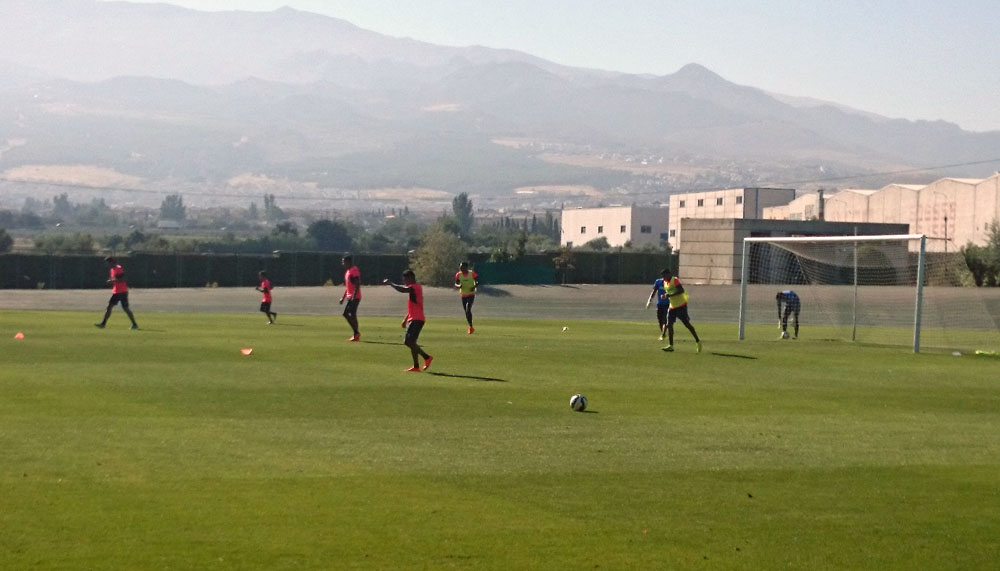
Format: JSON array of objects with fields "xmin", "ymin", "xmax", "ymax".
[
  {"xmin": 781, "ymin": 331, "xmax": 790, "ymax": 339},
  {"xmin": 570, "ymin": 393, "xmax": 588, "ymax": 412}
]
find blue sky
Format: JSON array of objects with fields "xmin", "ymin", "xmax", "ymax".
[{"xmin": 117, "ymin": 0, "xmax": 1000, "ymax": 132}]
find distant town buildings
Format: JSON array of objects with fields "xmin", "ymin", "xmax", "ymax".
[
  {"xmin": 560, "ymin": 205, "xmax": 668, "ymax": 248},
  {"xmin": 558, "ymin": 174, "xmax": 1000, "ymax": 256}
]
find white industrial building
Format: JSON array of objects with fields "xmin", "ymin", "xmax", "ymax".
[
  {"xmin": 560, "ymin": 205, "xmax": 668, "ymax": 248},
  {"xmin": 668, "ymin": 187, "xmax": 796, "ymax": 252},
  {"xmin": 763, "ymin": 174, "xmax": 1000, "ymax": 252},
  {"xmin": 560, "ymin": 174, "xmax": 1000, "ymax": 257}
]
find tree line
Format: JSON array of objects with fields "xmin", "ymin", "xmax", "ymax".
[{"xmin": 961, "ymin": 221, "xmax": 1000, "ymax": 286}]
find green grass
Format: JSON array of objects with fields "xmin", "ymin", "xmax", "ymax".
[{"xmin": 2, "ymin": 310, "xmax": 999, "ymax": 570}]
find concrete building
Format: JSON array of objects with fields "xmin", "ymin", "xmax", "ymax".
[
  {"xmin": 762, "ymin": 174, "xmax": 1000, "ymax": 252},
  {"xmin": 560, "ymin": 205, "xmax": 668, "ymax": 248},
  {"xmin": 668, "ymin": 187, "xmax": 795, "ymax": 252},
  {"xmin": 866, "ymin": 183, "xmax": 925, "ymax": 226},
  {"xmin": 679, "ymin": 218, "xmax": 910, "ymax": 285}
]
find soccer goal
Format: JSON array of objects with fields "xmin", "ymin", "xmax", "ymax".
[{"xmin": 738, "ymin": 234, "xmax": 999, "ymax": 353}]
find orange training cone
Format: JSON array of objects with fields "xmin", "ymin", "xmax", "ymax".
[
  {"xmin": 240, "ymin": 348, "xmax": 253, "ymax": 356},
  {"xmin": 14, "ymin": 332, "xmax": 25, "ymax": 339}
]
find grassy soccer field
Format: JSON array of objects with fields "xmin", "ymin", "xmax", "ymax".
[{"xmin": 1, "ymin": 308, "xmax": 999, "ymax": 570}]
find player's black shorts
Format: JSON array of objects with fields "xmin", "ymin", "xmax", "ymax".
[
  {"xmin": 785, "ymin": 299, "xmax": 801, "ymax": 314},
  {"xmin": 260, "ymin": 302, "xmax": 272, "ymax": 312},
  {"xmin": 343, "ymin": 298, "xmax": 360, "ymax": 317},
  {"xmin": 108, "ymin": 292, "xmax": 130, "ymax": 309},
  {"xmin": 656, "ymin": 305, "xmax": 669, "ymax": 326},
  {"xmin": 405, "ymin": 320, "xmax": 425, "ymax": 343},
  {"xmin": 462, "ymin": 295, "xmax": 475, "ymax": 310},
  {"xmin": 667, "ymin": 304, "xmax": 691, "ymax": 325}
]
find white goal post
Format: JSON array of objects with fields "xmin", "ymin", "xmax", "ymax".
[{"xmin": 739, "ymin": 234, "xmax": 932, "ymax": 352}]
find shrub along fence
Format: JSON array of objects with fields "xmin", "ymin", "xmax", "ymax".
[{"xmin": 0, "ymin": 251, "xmax": 676, "ymax": 289}]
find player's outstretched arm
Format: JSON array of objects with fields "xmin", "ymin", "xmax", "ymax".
[{"xmin": 383, "ymin": 279, "xmax": 411, "ymax": 294}]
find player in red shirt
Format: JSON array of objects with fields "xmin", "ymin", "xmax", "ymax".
[
  {"xmin": 256, "ymin": 270, "xmax": 277, "ymax": 324},
  {"xmin": 95, "ymin": 256, "xmax": 138, "ymax": 329},
  {"xmin": 384, "ymin": 269, "xmax": 433, "ymax": 372},
  {"xmin": 339, "ymin": 255, "xmax": 362, "ymax": 341}
]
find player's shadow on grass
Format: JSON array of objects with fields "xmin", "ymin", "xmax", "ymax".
[
  {"xmin": 709, "ymin": 352, "xmax": 757, "ymax": 360},
  {"xmin": 426, "ymin": 371, "xmax": 507, "ymax": 382},
  {"xmin": 360, "ymin": 340, "xmax": 405, "ymax": 346}
]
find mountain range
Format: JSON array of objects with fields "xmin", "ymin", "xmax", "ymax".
[{"xmin": 1, "ymin": 0, "xmax": 998, "ymax": 211}]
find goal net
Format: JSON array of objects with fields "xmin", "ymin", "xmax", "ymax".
[{"xmin": 738, "ymin": 234, "xmax": 1000, "ymax": 353}]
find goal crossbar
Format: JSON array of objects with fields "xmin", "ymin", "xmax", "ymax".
[{"xmin": 742, "ymin": 234, "xmax": 926, "ymax": 244}]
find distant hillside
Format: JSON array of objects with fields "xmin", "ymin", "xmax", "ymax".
[{"xmin": 0, "ymin": 0, "xmax": 998, "ymax": 210}]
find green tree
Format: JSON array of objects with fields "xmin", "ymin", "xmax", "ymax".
[
  {"xmin": 513, "ymin": 231, "xmax": 528, "ymax": 260},
  {"xmin": 987, "ymin": 220, "xmax": 1000, "ymax": 278},
  {"xmin": 581, "ymin": 236, "xmax": 611, "ymax": 251},
  {"xmin": 353, "ymin": 231, "xmax": 392, "ymax": 254},
  {"xmin": 159, "ymin": 194, "xmax": 186, "ymax": 221},
  {"xmin": 452, "ymin": 192, "xmax": 474, "ymax": 238},
  {"xmin": 125, "ymin": 230, "xmax": 149, "ymax": 249},
  {"xmin": 432, "ymin": 214, "xmax": 462, "ymax": 237},
  {"xmin": 104, "ymin": 234, "xmax": 125, "ymax": 253},
  {"xmin": 371, "ymin": 217, "xmax": 427, "ymax": 253},
  {"xmin": 307, "ymin": 219, "xmax": 353, "ymax": 252},
  {"xmin": 411, "ymin": 228, "xmax": 466, "ymax": 287},
  {"xmin": 488, "ymin": 244, "xmax": 511, "ymax": 262},
  {"xmin": 52, "ymin": 193, "xmax": 73, "ymax": 217},
  {"xmin": 76, "ymin": 198, "xmax": 118, "ymax": 227},
  {"xmin": 263, "ymin": 194, "xmax": 286, "ymax": 221},
  {"xmin": 33, "ymin": 232, "xmax": 95, "ymax": 254},
  {"xmin": 962, "ymin": 244, "xmax": 991, "ymax": 286},
  {"xmin": 963, "ymin": 220, "xmax": 1000, "ymax": 286},
  {"xmin": 272, "ymin": 221, "xmax": 298, "ymax": 236},
  {"xmin": 0, "ymin": 210, "xmax": 43, "ymax": 229},
  {"xmin": 546, "ymin": 211, "xmax": 561, "ymax": 241},
  {"xmin": 552, "ymin": 246, "xmax": 576, "ymax": 284},
  {"xmin": 0, "ymin": 227, "xmax": 13, "ymax": 252}
]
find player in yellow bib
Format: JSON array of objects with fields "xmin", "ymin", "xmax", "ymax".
[
  {"xmin": 454, "ymin": 262, "xmax": 479, "ymax": 334},
  {"xmin": 659, "ymin": 268, "xmax": 702, "ymax": 353}
]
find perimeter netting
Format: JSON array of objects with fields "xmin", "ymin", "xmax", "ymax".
[{"xmin": 739, "ymin": 235, "xmax": 1000, "ymax": 352}]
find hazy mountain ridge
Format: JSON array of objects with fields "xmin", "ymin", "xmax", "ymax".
[{"xmin": 1, "ymin": 0, "xmax": 998, "ymax": 210}]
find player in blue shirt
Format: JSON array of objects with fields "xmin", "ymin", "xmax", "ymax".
[
  {"xmin": 647, "ymin": 269, "xmax": 673, "ymax": 341},
  {"xmin": 776, "ymin": 290, "xmax": 801, "ymax": 339}
]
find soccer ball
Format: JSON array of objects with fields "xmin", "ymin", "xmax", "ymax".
[
  {"xmin": 570, "ymin": 394, "xmax": 588, "ymax": 412},
  {"xmin": 781, "ymin": 331, "xmax": 790, "ymax": 339}
]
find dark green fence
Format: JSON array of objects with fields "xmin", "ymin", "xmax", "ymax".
[{"xmin": 0, "ymin": 251, "xmax": 675, "ymax": 289}]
